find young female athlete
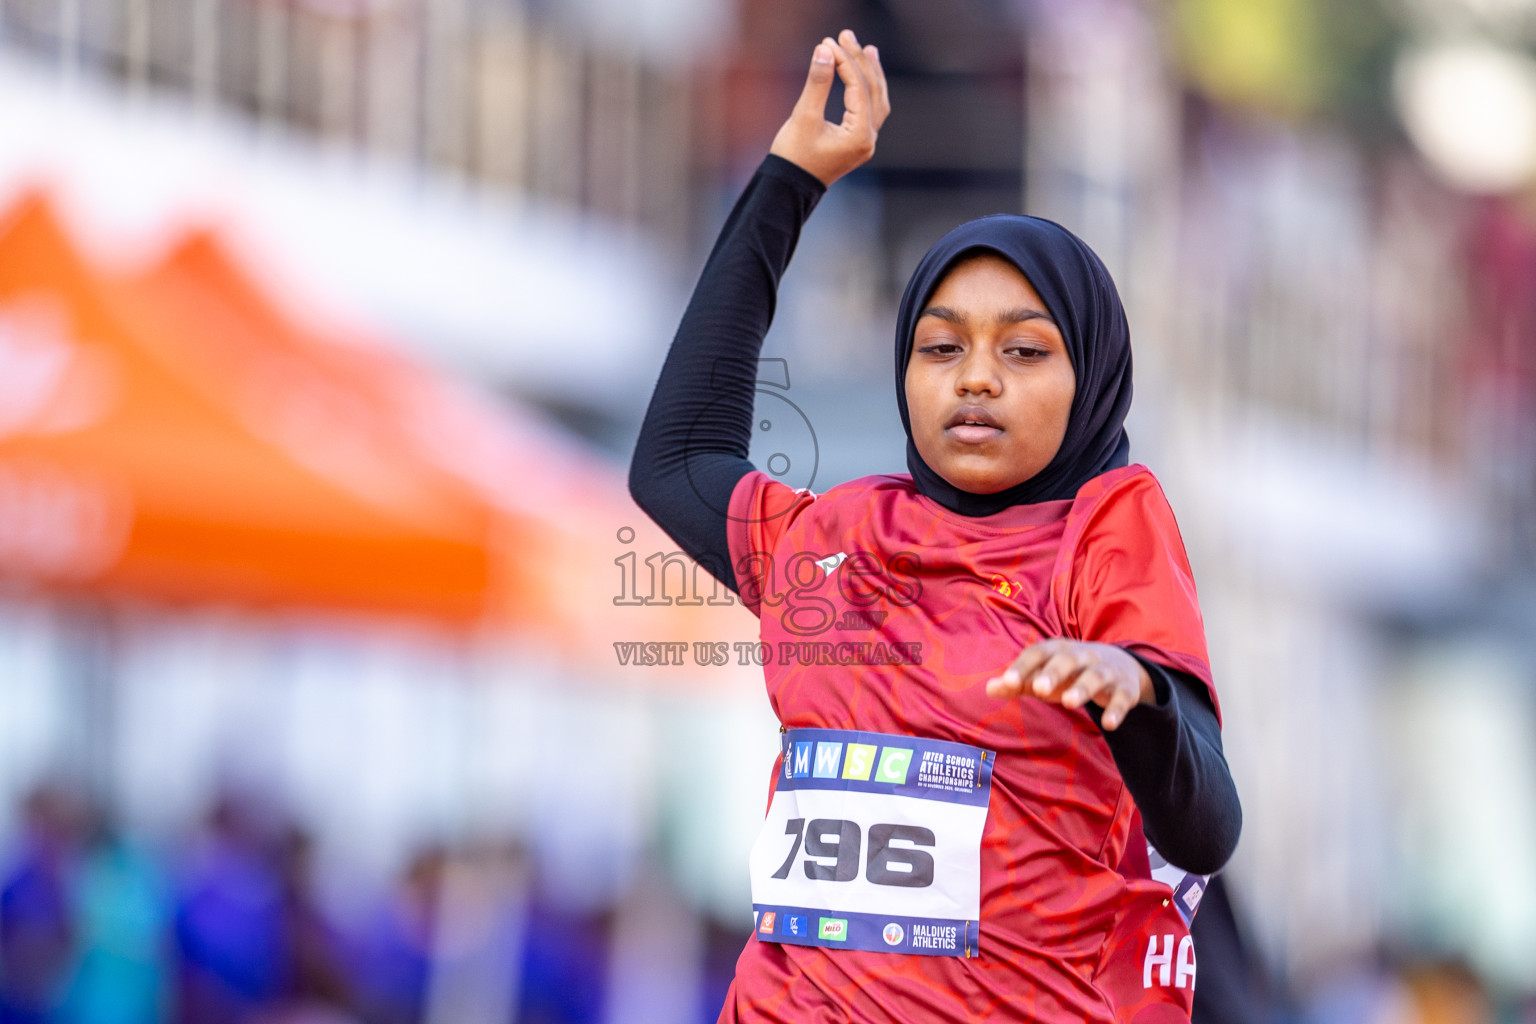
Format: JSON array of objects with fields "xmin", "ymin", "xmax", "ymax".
[{"xmin": 630, "ymin": 30, "xmax": 1241, "ymax": 1023}]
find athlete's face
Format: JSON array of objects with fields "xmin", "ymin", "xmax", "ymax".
[{"xmin": 903, "ymin": 254, "xmax": 1076, "ymax": 495}]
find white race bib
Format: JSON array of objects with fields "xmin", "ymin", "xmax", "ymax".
[{"xmin": 749, "ymin": 728, "xmax": 995, "ymax": 957}]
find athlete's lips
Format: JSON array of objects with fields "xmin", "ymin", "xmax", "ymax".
[{"xmin": 945, "ymin": 405, "xmax": 1004, "ymax": 444}]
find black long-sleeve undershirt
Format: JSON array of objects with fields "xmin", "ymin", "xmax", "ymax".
[{"xmin": 630, "ymin": 154, "xmax": 1240, "ymax": 875}]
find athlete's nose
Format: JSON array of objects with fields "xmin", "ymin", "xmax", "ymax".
[{"xmin": 955, "ymin": 348, "xmax": 1002, "ymax": 397}]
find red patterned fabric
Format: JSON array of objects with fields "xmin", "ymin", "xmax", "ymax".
[{"xmin": 719, "ymin": 465, "xmax": 1213, "ymax": 1023}]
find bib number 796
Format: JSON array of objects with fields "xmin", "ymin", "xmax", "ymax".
[{"xmin": 768, "ymin": 817, "xmax": 936, "ymax": 887}]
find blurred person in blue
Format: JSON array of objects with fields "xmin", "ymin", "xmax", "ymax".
[
  {"xmin": 514, "ymin": 876, "xmax": 607, "ymax": 1024},
  {"xmin": 0, "ymin": 784, "xmax": 89, "ymax": 1024},
  {"xmin": 56, "ymin": 822, "xmax": 171, "ymax": 1024},
  {"xmin": 265, "ymin": 826, "xmax": 357, "ymax": 1023},
  {"xmin": 345, "ymin": 848, "xmax": 439, "ymax": 1024},
  {"xmin": 172, "ymin": 791, "xmax": 290, "ymax": 1024},
  {"xmin": 348, "ymin": 843, "xmax": 607, "ymax": 1024},
  {"xmin": 175, "ymin": 794, "xmax": 365, "ymax": 1024}
]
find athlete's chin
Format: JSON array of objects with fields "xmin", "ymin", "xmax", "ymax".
[{"xmin": 932, "ymin": 459, "xmax": 1037, "ymax": 495}]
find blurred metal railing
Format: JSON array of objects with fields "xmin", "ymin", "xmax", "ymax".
[{"xmin": 0, "ymin": 0, "xmax": 698, "ymax": 235}]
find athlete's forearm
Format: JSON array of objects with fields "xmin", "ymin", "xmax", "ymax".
[
  {"xmin": 629, "ymin": 154, "xmax": 826, "ymax": 592},
  {"xmin": 1095, "ymin": 660, "xmax": 1242, "ymax": 875}
]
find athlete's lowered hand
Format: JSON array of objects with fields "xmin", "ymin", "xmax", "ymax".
[
  {"xmin": 769, "ymin": 29, "xmax": 890, "ymax": 186},
  {"xmin": 984, "ymin": 639, "xmax": 1156, "ymax": 732}
]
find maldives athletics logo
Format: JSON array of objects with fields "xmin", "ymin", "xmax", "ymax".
[{"xmin": 882, "ymin": 922, "xmax": 905, "ymax": 946}]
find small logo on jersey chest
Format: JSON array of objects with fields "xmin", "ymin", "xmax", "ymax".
[{"xmin": 989, "ymin": 573, "xmax": 1024, "ymax": 599}]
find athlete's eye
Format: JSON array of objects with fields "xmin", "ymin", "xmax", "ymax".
[{"xmin": 915, "ymin": 342, "xmax": 961, "ymax": 356}]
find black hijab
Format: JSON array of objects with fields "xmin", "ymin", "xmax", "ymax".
[{"xmin": 893, "ymin": 214, "xmax": 1133, "ymax": 515}]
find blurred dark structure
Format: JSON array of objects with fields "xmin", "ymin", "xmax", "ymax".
[
  {"xmin": 717, "ymin": 0, "xmax": 1027, "ymax": 290},
  {"xmin": 0, "ymin": 0, "xmax": 1030, "ymax": 293},
  {"xmin": 1190, "ymin": 875, "xmax": 1267, "ymax": 1024}
]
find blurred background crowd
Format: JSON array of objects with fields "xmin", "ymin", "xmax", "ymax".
[{"xmin": 0, "ymin": 0, "xmax": 1534, "ymax": 1021}]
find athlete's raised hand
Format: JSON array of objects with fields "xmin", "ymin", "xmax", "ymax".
[
  {"xmin": 769, "ymin": 29, "xmax": 890, "ymax": 186},
  {"xmin": 984, "ymin": 639, "xmax": 1156, "ymax": 732}
]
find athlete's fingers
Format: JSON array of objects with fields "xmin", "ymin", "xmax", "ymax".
[
  {"xmin": 1060, "ymin": 665, "xmax": 1111, "ymax": 711},
  {"xmin": 766, "ymin": 34, "xmax": 882, "ymax": 187},
  {"xmin": 838, "ymin": 27, "xmax": 867, "ymax": 75},
  {"xmin": 832, "ymin": 30, "xmax": 874, "ymax": 132},
  {"xmin": 840, "ymin": 29, "xmax": 877, "ymax": 108},
  {"xmin": 1098, "ymin": 683, "xmax": 1142, "ymax": 731},
  {"xmin": 790, "ymin": 39, "xmax": 839, "ymax": 123},
  {"xmin": 833, "ymin": 55, "xmax": 871, "ymax": 135},
  {"xmin": 864, "ymin": 44, "xmax": 891, "ymax": 128},
  {"xmin": 1031, "ymin": 649, "xmax": 1088, "ymax": 700},
  {"xmin": 1008, "ymin": 642, "xmax": 1052, "ymax": 682},
  {"xmin": 985, "ymin": 641, "xmax": 1055, "ymax": 697}
]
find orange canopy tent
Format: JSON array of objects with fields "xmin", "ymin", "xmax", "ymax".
[
  {"xmin": 0, "ymin": 189, "xmax": 758, "ymax": 679},
  {"xmin": 0, "ymin": 195, "xmax": 756, "ymax": 677},
  {"xmin": 0, "ymin": 193, "xmax": 498, "ymax": 622},
  {"xmin": 131, "ymin": 228, "xmax": 760, "ymax": 672}
]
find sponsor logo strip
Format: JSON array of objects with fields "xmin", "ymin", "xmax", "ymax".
[
  {"xmin": 779, "ymin": 728, "xmax": 994, "ymax": 808},
  {"xmin": 752, "ymin": 905, "xmax": 980, "ymax": 958}
]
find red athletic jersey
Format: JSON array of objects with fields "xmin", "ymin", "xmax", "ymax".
[{"xmin": 719, "ymin": 465, "xmax": 1216, "ymax": 1023}]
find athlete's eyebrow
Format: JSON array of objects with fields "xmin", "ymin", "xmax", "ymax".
[
  {"xmin": 919, "ymin": 305, "xmax": 967, "ymax": 325},
  {"xmin": 996, "ymin": 307, "xmax": 1056, "ymax": 327},
  {"xmin": 918, "ymin": 305, "xmax": 1056, "ymax": 327}
]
